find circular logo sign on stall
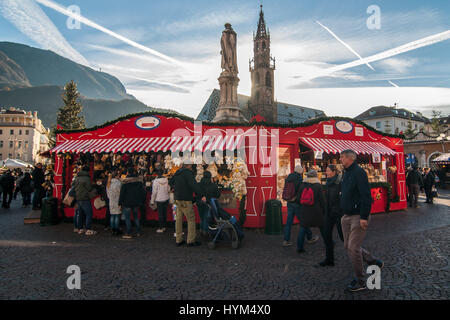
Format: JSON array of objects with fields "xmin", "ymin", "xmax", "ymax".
[
  {"xmin": 135, "ymin": 116, "xmax": 161, "ymax": 130},
  {"xmin": 335, "ymin": 120, "xmax": 354, "ymax": 134}
]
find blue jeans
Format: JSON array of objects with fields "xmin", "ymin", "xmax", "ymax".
[
  {"xmin": 110, "ymin": 214, "xmax": 120, "ymax": 230},
  {"xmin": 123, "ymin": 207, "xmax": 140, "ymax": 235},
  {"xmin": 77, "ymin": 200, "xmax": 93, "ymax": 230},
  {"xmin": 284, "ymin": 202, "xmax": 300, "ymax": 242},
  {"xmin": 73, "ymin": 208, "xmax": 82, "ymax": 229},
  {"xmin": 198, "ymin": 202, "xmax": 209, "ymax": 232},
  {"xmin": 22, "ymin": 192, "xmax": 32, "ymax": 206},
  {"xmin": 297, "ymin": 227, "xmax": 313, "ymax": 250}
]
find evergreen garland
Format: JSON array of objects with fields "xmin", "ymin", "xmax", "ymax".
[{"xmin": 369, "ymin": 182, "xmax": 400, "ymax": 212}]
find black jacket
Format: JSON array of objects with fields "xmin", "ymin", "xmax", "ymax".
[
  {"xmin": 32, "ymin": 167, "xmax": 45, "ymax": 188},
  {"xmin": 20, "ymin": 176, "xmax": 34, "ymax": 194},
  {"xmin": 325, "ymin": 174, "xmax": 342, "ymax": 217},
  {"xmin": 424, "ymin": 172, "xmax": 435, "ymax": 190},
  {"xmin": 285, "ymin": 172, "xmax": 303, "ymax": 201},
  {"xmin": 340, "ymin": 162, "xmax": 372, "ymax": 220},
  {"xmin": 119, "ymin": 176, "xmax": 145, "ymax": 208},
  {"xmin": 198, "ymin": 178, "xmax": 221, "ymax": 201},
  {"xmin": 171, "ymin": 167, "xmax": 203, "ymax": 202},
  {"xmin": 298, "ymin": 177, "xmax": 325, "ymax": 228},
  {"xmin": 406, "ymin": 169, "xmax": 423, "ymax": 187},
  {"xmin": 0, "ymin": 173, "xmax": 15, "ymax": 192}
]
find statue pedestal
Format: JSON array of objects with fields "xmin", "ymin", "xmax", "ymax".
[{"xmin": 213, "ymin": 71, "xmax": 247, "ymax": 123}]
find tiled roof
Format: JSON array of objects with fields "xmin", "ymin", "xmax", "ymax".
[
  {"xmin": 196, "ymin": 89, "xmax": 326, "ymax": 124},
  {"xmin": 355, "ymin": 106, "xmax": 430, "ymax": 123}
]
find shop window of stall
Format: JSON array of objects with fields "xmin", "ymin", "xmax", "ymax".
[{"xmin": 276, "ymin": 146, "xmax": 292, "ymax": 206}]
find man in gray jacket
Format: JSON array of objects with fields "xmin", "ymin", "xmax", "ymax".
[{"xmin": 72, "ymin": 166, "xmax": 97, "ymax": 236}]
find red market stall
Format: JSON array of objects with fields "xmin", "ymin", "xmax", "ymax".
[{"xmin": 51, "ymin": 112, "xmax": 407, "ymax": 229}]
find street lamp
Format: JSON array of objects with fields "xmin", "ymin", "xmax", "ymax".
[{"xmin": 436, "ymin": 133, "xmax": 450, "ymax": 153}]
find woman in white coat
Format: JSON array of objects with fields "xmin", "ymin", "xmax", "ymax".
[
  {"xmin": 107, "ymin": 171, "xmax": 122, "ymax": 236},
  {"xmin": 151, "ymin": 169, "xmax": 171, "ymax": 233}
]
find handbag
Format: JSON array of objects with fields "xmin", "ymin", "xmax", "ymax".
[
  {"xmin": 431, "ymin": 186, "xmax": 438, "ymax": 198},
  {"xmin": 63, "ymin": 189, "xmax": 76, "ymax": 207},
  {"xmin": 94, "ymin": 197, "xmax": 106, "ymax": 210}
]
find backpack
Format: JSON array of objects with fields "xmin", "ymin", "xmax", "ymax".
[
  {"xmin": 282, "ymin": 181, "xmax": 297, "ymax": 202},
  {"xmin": 300, "ymin": 186, "xmax": 315, "ymax": 206}
]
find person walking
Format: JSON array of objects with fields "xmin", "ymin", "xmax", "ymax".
[
  {"xmin": 282, "ymin": 165, "xmax": 305, "ymax": 247},
  {"xmin": 19, "ymin": 172, "xmax": 34, "ymax": 208},
  {"xmin": 119, "ymin": 167, "xmax": 145, "ymax": 239},
  {"xmin": 13, "ymin": 170, "xmax": 23, "ymax": 200},
  {"xmin": 31, "ymin": 163, "xmax": 45, "ymax": 210},
  {"xmin": 423, "ymin": 168, "xmax": 436, "ymax": 204},
  {"xmin": 151, "ymin": 169, "xmax": 171, "ymax": 234},
  {"xmin": 319, "ymin": 165, "xmax": 344, "ymax": 267},
  {"xmin": 340, "ymin": 149, "xmax": 384, "ymax": 292},
  {"xmin": 197, "ymin": 171, "xmax": 221, "ymax": 237},
  {"xmin": 296, "ymin": 170, "xmax": 324, "ymax": 253},
  {"xmin": 171, "ymin": 163, "xmax": 204, "ymax": 247},
  {"xmin": 106, "ymin": 171, "xmax": 122, "ymax": 236},
  {"xmin": 406, "ymin": 165, "xmax": 423, "ymax": 208},
  {"xmin": 72, "ymin": 166, "xmax": 97, "ymax": 236},
  {"xmin": 0, "ymin": 170, "xmax": 15, "ymax": 209}
]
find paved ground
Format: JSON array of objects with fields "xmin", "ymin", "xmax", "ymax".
[{"xmin": 0, "ymin": 191, "xmax": 449, "ymax": 300}]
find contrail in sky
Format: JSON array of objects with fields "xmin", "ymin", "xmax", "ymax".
[
  {"xmin": 388, "ymin": 81, "xmax": 399, "ymax": 88},
  {"xmin": 35, "ymin": 0, "xmax": 183, "ymax": 67},
  {"xmin": 299, "ymin": 29, "xmax": 450, "ymax": 82},
  {"xmin": 316, "ymin": 20, "xmax": 375, "ymax": 71}
]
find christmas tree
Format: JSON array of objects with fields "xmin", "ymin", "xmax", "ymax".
[{"xmin": 57, "ymin": 80, "xmax": 85, "ymax": 131}]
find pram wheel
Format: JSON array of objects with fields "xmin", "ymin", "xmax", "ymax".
[{"xmin": 207, "ymin": 241, "xmax": 216, "ymax": 249}]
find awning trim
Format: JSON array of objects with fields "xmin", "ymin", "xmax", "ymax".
[{"xmin": 300, "ymin": 137, "xmax": 396, "ymax": 156}]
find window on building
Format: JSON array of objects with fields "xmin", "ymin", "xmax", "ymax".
[
  {"xmin": 17, "ymin": 153, "xmax": 20, "ymax": 159},
  {"xmin": 0, "ymin": 130, "xmax": 2, "ymax": 135},
  {"xmin": 19, "ymin": 130, "xmax": 22, "ymax": 135},
  {"xmin": 25, "ymin": 141, "xmax": 29, "ymax": 149},
  {"xmin": 8, "ymin": 153, "xmax": 12, "ymax": 158},
  {"xmin": 0, "ymin": 141, "xmax": 3, "ymax": 148},
  {"xmin": 376, "ymin": 122, "xmax": 381, "ymax": 129},
  {"xmin": 266, "ymin": 72, "xmax": 271, "ymax": 87},
  {"xmin": 10, "ymin": 130, "xmax": 14, "ymax": 135},
  {"xmin": 0, "ymin": 154, "xmax": 2, "ymax": 160},
  {"xmin": 9, "ymin": 141, "xmax": 13, "ymax": 148},
  {"xmin": 26, "ymin": 130, "xmax": 29, "ymax": 135},
  {"xmin": 18, "ymin": 141, "xmax": 22, "ymax": 148}
]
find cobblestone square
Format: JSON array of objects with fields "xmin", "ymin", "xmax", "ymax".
[{"xmin": 0, "ymin": 191, "xmax": 448, "ymax": 300}]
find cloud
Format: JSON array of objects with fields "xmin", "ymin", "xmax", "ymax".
[
  {"xmin": 378, "ymin": 57, "xmax": 418, "ymax": 74},
  {"xmin": 0, "ymin": 0, "xmax": 88, "ymax": 65}
]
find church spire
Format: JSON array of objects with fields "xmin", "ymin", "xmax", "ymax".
[{"xmin": 256, "ymin": 5, "xmax": 267, "ymax": 39}]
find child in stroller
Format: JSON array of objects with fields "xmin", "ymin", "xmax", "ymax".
[{"xmin": 206, "ymin": 198, "xmax": 244, "ymax": 249}]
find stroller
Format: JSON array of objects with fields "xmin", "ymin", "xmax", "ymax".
[{"xmin": 206, "ymin": 198, "xmax": 244, "ymax": 249}]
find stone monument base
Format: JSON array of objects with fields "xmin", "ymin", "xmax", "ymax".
[{"xmin": 213, "ymin": 105, "xmax": 247, "ymax": 123}]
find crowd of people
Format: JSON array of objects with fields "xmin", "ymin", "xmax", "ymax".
[
  {"xmin": 406, "ymin": 165, "xmax": 438, "ymax": 207},
  {"xmin": 0, "ymin": 163, "xmax": 53, "ymax": 210},
  {"xmin": 282, "ymin": 149, "xmax": 384, "ymax": 292}
]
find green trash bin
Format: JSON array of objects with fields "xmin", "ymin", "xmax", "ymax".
[
  {"xmin": 40, "ymin": 197, "xmax": 59, "ymax": 226},
  {"xmin": 265, "ymin": 199, "xmax": 283, "ymax": 235}
]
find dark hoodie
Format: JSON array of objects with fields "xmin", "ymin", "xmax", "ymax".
[
  {"xmin": 119, "ymin": 175, "xmax": 145, "ymax": 208},
  {"xmin": 285, "ymin": 172, "xmax": 303, "ymax": 201},
  {"xmin": 325, "ymin": 174, "xmax": 342, "ymax": 217},
  {"xmin": 198, "ymin": 171, "xmax": 221, "ymax": 201},
  {"xmin": 171, "ymin": 167, "xmax": 203, "ymax": 202}
]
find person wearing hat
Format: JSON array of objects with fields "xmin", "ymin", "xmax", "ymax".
[
  {"xmin": 197, "ymin": 171, "xmax": 221, "ymax": 236},
  {"xmin": 296, "ymin": 169, "xmax": 325, "ymax": 253},
  {"xmin": 282, "ymin": 165, "xmax": 317, "ymax": 247}
]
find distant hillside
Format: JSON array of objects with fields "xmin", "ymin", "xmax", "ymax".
[
  {"xmin": 0, "ymin": 50, "xmax": 31, "ymax": 90},
  {"xmin": 0, "ymin": 42, "xmax": 133, "ymax": 101},
  {"xmin": 0, "ymin": 85, "xmax": 151, "ymax": 128}
]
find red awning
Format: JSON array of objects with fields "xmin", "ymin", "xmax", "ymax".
[
  {"xmin": 300, "ymin": 137, "xmax": 396, "ymax": 155},
  {"xmin": 50, "ymin": 135, "xmax": 244, "ymax": 154}
]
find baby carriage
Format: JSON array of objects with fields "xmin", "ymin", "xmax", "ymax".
[{"xmin": 206, "ymin": 198, "xmax": 244, "ymax": 249}]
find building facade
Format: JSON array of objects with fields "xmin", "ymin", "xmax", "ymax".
[
  {"xmin": 0, "ymin": 107, "xmax": 50, "ymax": 164},
  {"xmin": 356, "ymin": 106, "xmax": 429, "ymax": 135}
]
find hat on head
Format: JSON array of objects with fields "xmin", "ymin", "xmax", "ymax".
[
  {"xmin": 294, "ymin": 165, "xmax": 304, "ymax": 174},
  {"xmin": 306, "ymin": 170, "xmax": 318, "ymax": 178}
]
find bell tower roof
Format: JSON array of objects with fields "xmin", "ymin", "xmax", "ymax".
[{"xmin": 256, "ymin": 5, "xmax": 268, "ymax": 39}]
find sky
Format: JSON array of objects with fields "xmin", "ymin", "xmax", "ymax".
[{"xmin": 0, "ymin": 0, "xmax": 449, "ymax": 119}]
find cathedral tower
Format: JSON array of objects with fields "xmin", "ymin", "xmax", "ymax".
[{"xmin": 249, "ymin": 5, "xmax": 276, "ymax": 123}]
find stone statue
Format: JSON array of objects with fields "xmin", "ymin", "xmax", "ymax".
[{"xmin": 220, "ymin": 23, "xmax": 238, "ymax": 74}]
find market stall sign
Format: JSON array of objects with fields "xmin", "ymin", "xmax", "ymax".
[
  {"xmin": 135, "ymin": 116, "xmax": 161, "ymax": 130},
  {"xmin": 335, "ymin": 120, "xmax": 354, "ymax": 134}
]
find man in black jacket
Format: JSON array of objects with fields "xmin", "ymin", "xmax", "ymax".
[
  {"xmin": 172, "ymin": 163, "xmax": 204, "ymax": 247},
  {"xmin": 1, "ymin": 170, "xmax": 15, "ymax": 209},
  {"xmin": 406, "ymin": 165, "xmax": 423, "ymax": 208},
  {"xmin": 340, "ymin": 150, "xmax": 383, "ymax": 292},
  {"xmin": 119, "ymin": 167, "xmax": 145, "ymax": 239},
  {"xmin": 32, "ymin": 163, "xmax": 45, "ymax": 210},
  {"xmin": 423, "ymin": 168, "xmax": 435, "ymax": 204}
]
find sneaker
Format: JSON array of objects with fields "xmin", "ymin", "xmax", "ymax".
[
  {"xmin": 174, "ymin": 232, "xmax": 184, "ymax": 238},
  {"xmin": 122, "ymin": 234, "xmax": 133, "ymax": 239},
  {"xmin": 187, "ymin": 241, "xmax": 202, "ymax": 247},
  {"xmin": 156, "ymin": 228, "xmax": 164, "ymax": 234},
  {"xmin": 347, "ymin": 279, "xmax": 367, "ymax": 292},
  {"xmin": 73, "ymin": 228, "xmax": 79, "ymax": 233},
  {"xmin": 85, "ymin": 230, "xmax": 97, "ymax": 236},
  {"xmin": 307, "ymin": 235, "xmax": 319, "ymax": 244},
  {"xmin": 368, "ymin": 259, "xmax": 384, "ymax": 270},
  {"xmin": 282, "ymin": 241, "xmax": 293, "ymax": 247},
  {"xmin": 78, "ymin": 229, "xmax": 85, "ymax": 235},
  {"xmin": 319, "ymin": 260, "xmax": 335, "ymax": 267},
  {"xmin": 176, "ymin": 240, "xmax": 186, "ymax": 247}
]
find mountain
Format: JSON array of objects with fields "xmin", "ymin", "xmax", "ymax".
[
  {"xmin": 0, "ymin": 85, "xmax": 151, "ymax": 128},
  {"xmin": 0, "ymin": 42, "xmax": 133, "ymax": 101},
  {"xmin": 0, "ymin": 50, "xmax": 31, "ymax": 90}
]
